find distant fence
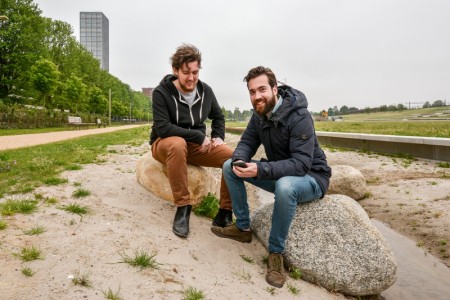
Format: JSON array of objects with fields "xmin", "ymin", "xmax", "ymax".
[{"xmin": 226, "ymin": 127, "xmax": 450, "ymax": 161}]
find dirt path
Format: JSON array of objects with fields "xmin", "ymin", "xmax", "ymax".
[{"xmin": 0, "ymin": 124, "xmax": 147, "ymax": 151}]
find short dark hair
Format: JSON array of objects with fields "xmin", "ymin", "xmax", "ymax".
[
  {"xmin": 171, "ymin": 44, "xmax": 202, "ymax": 70},
  {"xmin": 243, "ymin": 66, "xmax": 277, "ymax": 89}
]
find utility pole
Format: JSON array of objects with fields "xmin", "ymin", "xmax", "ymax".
[{"xmin": 108, "ymin": 89, "xmax": 111, "ymax": 126}]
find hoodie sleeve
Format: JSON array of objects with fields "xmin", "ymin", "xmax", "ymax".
[{"xmin": 152, "ymin": 89, "xmax": 205, "ymax": 144}]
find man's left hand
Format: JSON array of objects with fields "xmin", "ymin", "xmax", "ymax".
[{"xmin": 211, "ymin": 137, "xmax": 225, "ymax": 147}]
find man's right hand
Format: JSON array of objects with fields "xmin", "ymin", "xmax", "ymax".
[{"xmin": 200, "ymin": 136, "xmax": 211, "ymax": 153}]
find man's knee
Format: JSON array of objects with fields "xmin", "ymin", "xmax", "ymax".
[
  {"xmin": 223, "ymin": 159, "xmax": 233, "ymax": 173},
  {"xmin": 167, "ymin": 136, "xmax": 187, "ymax": 154}
]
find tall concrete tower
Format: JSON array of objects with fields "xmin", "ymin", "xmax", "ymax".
[{"xmin": 80, "ymin": 12, "xmax": 109, "ymax": 71}]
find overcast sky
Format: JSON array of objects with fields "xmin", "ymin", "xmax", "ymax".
[{"xmin": 33, "ymin": 0, "xmax": 450, "ymax": 112}]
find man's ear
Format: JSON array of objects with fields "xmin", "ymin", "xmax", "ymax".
[
  {"xmin": 172, "ymin": 67, "xmax": 178, "ymax": 76},
  {"xmin": 273, "ymin": 85, "xmax": 278, "ymax": 96}
]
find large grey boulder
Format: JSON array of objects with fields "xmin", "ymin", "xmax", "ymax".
[
  {"xmin": 136, "ymin": 152, "xmax": 220, "ymax": 206},
  {"xmin": 251, "ymin": 194, "xmax": 397, "ymax": 296},
  {"xmin": 328, "ymin": 165, "xmax": 367, "ymax": 200}
]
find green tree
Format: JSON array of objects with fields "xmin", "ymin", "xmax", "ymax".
[
  {"xmin": 339, "ymin": 105, "xmax": 349, "ymax": 115},
  {"xmin": 63, "ymin": 74, "xmax": 86, "ymax": 113},
  {"xmin": 431, "ymin": 100, "xmax": 444, "ymax": 107},
  {"xmin": 422, "ymin": 101, "xmax": 431, "ymax": 108},
  {"xmin": 88, "ymin": 86, "xmax": 107, "ymax": 114},
  {"xmin": 0, "ymin": 0, "xmax": 49, "ymax": 101},
  {"xmin": 29, "ymin": 58, "xmax": 60, "ymax": 108}
]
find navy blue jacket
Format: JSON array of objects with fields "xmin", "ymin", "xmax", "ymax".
[
  {"xmin": 150, "ymin": 74, "xmax": 225, "ymax": 145},
  {"xmin": 232, "ymin": 85, "xmax": 331, "ymax": 196}
]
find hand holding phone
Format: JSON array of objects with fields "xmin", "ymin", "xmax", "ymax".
[{"xmin": 232, "ymin": 161, "xmax": 248, "ymax": 168}]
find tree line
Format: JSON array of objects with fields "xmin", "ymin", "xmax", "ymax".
[{"xmin": 0, "ymin": 0, "xmax": 151, "ymax": 122}]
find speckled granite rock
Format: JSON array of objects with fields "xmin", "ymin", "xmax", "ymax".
[
  {"xmin": 327, "ymin": 165, "xmax": 367, "ymax": 200},
  {"xmin": 251, "ymin": 194, "xmax": 397, "ymax": 296}
]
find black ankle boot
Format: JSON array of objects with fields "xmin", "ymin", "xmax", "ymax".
[
  {"xmin": 172, "ymin": 205, "xmax": 192, "ymax": 238},
  {"xmin": 212, "ymin": 208, "xmax": 233, "ymax": 227}
]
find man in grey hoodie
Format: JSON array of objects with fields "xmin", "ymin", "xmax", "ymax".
[{"xmin": 150, "ymin": 44, "xmax": 233, "ymax": 238}]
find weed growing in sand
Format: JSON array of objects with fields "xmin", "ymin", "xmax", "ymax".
[
  {"xmin": 69, "ymin": 219, "xmax": 76, "ymax": 225},
  {"xmin": 232, "ymin": 269, "xmax": 252, "ymax": 282},
  {"xmin": 23, "ymin": 225, "xmax": 46, "ymax": 235},
  {"xmin": 44, "ymin": 177, "xmax": 68, "ymax": 186},
  {"xmin": 193, "ymin": 192, "xmax": 219, "ymax": 219},
  {"xmin": 102, "ymin": 287, "xmax": 123, "ymax": 300},
  {"xmin": 0, "ymin": 219, "xmax": 7, "ymax": 230},
  {"xmin": 261, "ymin": 255, "xmax": 269, "ymax": 265},
  {"xmin": 21, "ymin": 266, "xmax": 36, "ymax": 277},
  {"xmin": 60, "ymin": 203, "xmax": 90, "ymax": 216},
  {"xmin": 72, "ymin": 188, "xmax": 91, "ymax": 198},
  {"xmin": 266, "ymin": 287, "xmax": 276, "ymax": 295},
  {"xmin": 181, "ymin": 286, "xmax": 205, "ymax": 300},
  {"xmin": 287, "ymin": 283, "xmax": 300, "ymax": 294},
  {"xmin": 72, "ymin": 271, "xmax": 92, "ymax": 287},
  {"xmin": 43, "ymin": 197, "xmax": 58, "ymax": 205},
  {"xmin": 15, "ymin": 245, "xmax": 44, "ymax": 261},
  {"xmin": 240, "ymin": 254, "xmax": 254, "ymax": 264},
  {"xmin": 416, "ymin": 241, "xmax": 425, "ymax": 248},
  {"xmin": 363, "ymin": 192, "xmax": 372, "ymax": 199},
  {"xmin": 119, "ymin": 249, "xmax": 159, "ymax": 270},
  {"xmin": 437, "ymin": 162, "xmax": 450, "ymax": 168},
  {"xmin": 73, "ymin": 181, "xmax": 82, "ymax": 187},
  {"xmin": 439, "ymin": 240, "xmax": 448, "ymax": 246},
  {"xmin": 0, "ymin": 199, "xmax": 38, "ymax": 216},
  {"xmin": 289, "ymin": 267, "xmax": 302, "ymax": 280}
]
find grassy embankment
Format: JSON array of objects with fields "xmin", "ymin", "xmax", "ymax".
[
  {"xmin": 226, "ymin": 107, "xmax": 450, "ymax": 138},
  {"xmin": 0, "ymin": 126, "xmax": 150, "ymax": 197}
]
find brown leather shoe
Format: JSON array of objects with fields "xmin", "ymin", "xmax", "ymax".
[
  {"xmin": 210, "ymin": 224, "xmax": 252, "ymax": 243},
  {"xmin": 266, "ymin": 253, "xmax": 286, "ymax": 288}
]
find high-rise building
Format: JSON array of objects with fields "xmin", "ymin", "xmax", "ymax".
[{"xmin": 80, "ymin": 12, "xmax": 109, "ymax": 71}]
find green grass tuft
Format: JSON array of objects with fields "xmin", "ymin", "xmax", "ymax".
[
  {"xmin": 181, "ymin": 286, "xmax": 205, "ymax": 300},
  {"xmin": 60, "ymin": 203, "xmax": 90, "ymax": 216},
  {"xmin": 0, "ymin": 199, "xmax": 38, "ymax": 216},
  {"xmin": 44, "ymin": 177, "xmax": 68, "ymax": 185},
  {"xmin": 21, "ymin": 266, "xmax": 36, "ymax": 277},
  {"xmin": 287, "ymin": 283, "xmax": 300, "ymax": 294},
  {"xmin": 72, "ymin": 188, "xmax": 91, "ymax": 198},
  {"xmin": 15, "ymin": 245, "xmax": 44, "ymax": 261},
  {"xmin": 437, "ymin": 162, "xmax": 450, "ymax": 168},
  {"xmin": 102, "ymin": 287, "xmax": 123, "ymax": 300},
  {"xmin": 23, "ymin": 225, "xmax": 46, "ymax": 235},
  {"xmin": 240, "ymin": 254, "xmax": 254, "ymax": 264},
  {"xmin": 72, "ymin": 271, "xmax": 92, "ymax": 288},
  {"xmin": 119, "ymin": 249, "xmax": 159, "ymax": 270},
  {"xmin": 193, "ymin": 192, "xmax": 219, "ymax": 219},
  {"xmin": 0, "ymin": 219, "xmax": 7, "ymax": 230},
  {"xmin": 289, "ymin": 267, "xmax": 302, "ymax": 280}
]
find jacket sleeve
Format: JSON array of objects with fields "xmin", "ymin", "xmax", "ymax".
[
  {"xmin": 205, "ymin": 86, "xmax": 225, "ymax": 140},
  {"xmin": 257, "ymin": 113, "xmax": 315, "ymax": 180},
  {"xmin": 152, "ymin": 90, "xmax": 205, "ymax": 144},
  {"xmin": 232, "ymin": 115, "xmax": 261, "ymax": 162}
]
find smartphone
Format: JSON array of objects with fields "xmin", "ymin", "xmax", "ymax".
[{"xmin": 232, "ymin": 161, "xmax": 248, "ymax": 168}]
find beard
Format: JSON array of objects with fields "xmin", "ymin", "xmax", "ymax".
[{"xmin": 253, "ymin": 93, "xmax": 277, "ymax": 116}]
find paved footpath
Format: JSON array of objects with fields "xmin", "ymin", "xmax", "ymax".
[{"xmin": 0, "ymin": 124, "xmax": 148, "ymax": 151}]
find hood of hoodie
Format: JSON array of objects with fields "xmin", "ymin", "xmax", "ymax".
[
  {"xmin": 268, "ymin": 85, "xmax": 308, "ymax": 124},
  {"xmin": 159, "ymin": 74, "xmax": 204, "ymax": 99}
]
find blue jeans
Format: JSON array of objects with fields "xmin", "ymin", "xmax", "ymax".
[{"xmin": 223, "ymin": 159, "xmax": 323, "ymax": 253}]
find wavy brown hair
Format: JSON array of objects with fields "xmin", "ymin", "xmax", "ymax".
[
  {"xmin": 243, "ymin": 66, "xmax": 277, "ymax": 89},
  {"xmin": 171, "ymin": 44, "xmax": 202, "ymax": 70}
]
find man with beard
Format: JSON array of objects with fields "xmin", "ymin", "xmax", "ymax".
[
  {"xmin": 211, "ymin": 66, "xmax": 331, "ymax": 288},
  {"xmin": 150, "ymin": 44, "xmax": 234, "ymax": 238}
]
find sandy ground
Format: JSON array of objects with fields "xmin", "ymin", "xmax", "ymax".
[{"xmin": 0, "ymin": 129, "xmax": 449, "ymax": 299}]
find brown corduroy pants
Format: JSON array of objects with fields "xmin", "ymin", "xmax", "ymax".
[{"xmin": 151, "ymin": 136, "xmax": 233, "ymax": 209}]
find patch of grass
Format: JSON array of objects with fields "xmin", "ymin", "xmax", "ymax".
[
  {"xmin": 0, "ymin": 126, "xmax": 150, "ymax": 197},
  {"xmin": 181, "ymin": 286, "xmax": 205, "ymax": 300},
  {"xmin": 232, "ymin": 268, "xmax": 252, "ymax": 282},
  {"xmin": 60, "ymin": 203, "xmax": 90, "ymax": 216},
  {"xmin": 43, "ymin": 197, "xmax": 58, "ymax": 205},
  {"xmin": 363, "ymin": 192, "xmax": 372, "ymax": 199},
  {"xmin": 23, "ymin": 225, "xmax": 46, "ymax": 235},
  {"xmin": 102, "ymin": 287, "xmax": 123, "ymax": 300},
  {"xmin": 0, "ymin": 219, "xmax": 7, "ymax": 230},
  {"xmin": 261, "ymin": 255, "xmax": 269, "ymax": 265},
  {"xmin": 119, "ymin": 249, "xmax": 159, "ymax": 270},
  {"xmin": 289, "ymin": 267, "xmax": 302, "ymax": 280},
  {"xmin": 21, "ymin": 266, "xmax": 36, "ymax": 277},
  {"xmin": 437, "ymin": 162, "xmax": 450, "ymax": 168},
  {"xmin": 240, "ymin": 254, "xmax": 254, "ymax": 264},
  {"xmin": 15, "ymin": 245, "xmax": 44, "ymax": 261},
  {"xmin": 72, "ymin": 271, "xmax": 92, "ymax": 288},
  {"xmin": 439, "ymin": 240, "xmax": 448, "ymax": 246},
  {"xmin": 287, "ymin": 283, "xmax": 300, "ymax": 294},
  {"xmin": 193, "ymin": 192, "xmax": 219, "ymax": 219},
  {"xmin": 73, "ymin": 181, "xmax": 82, "ymax": 187},
  {"xmin": 416, "ymin": 241, "xmax": 425, "ymax": 248},
  {"xmin": 72, "ymin": 188, "xmax": 91, "ymax": 198},
  {"xmin": 65, "ymin": 164, "xmax": 83, "ymax": 171},
  {"xmin": 43, "ymin": 177, "xmax": 68, "ymax": 185},
  {"xmin": 0, "ymin": 199, "xmax": 38, "ymax": 216}
]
